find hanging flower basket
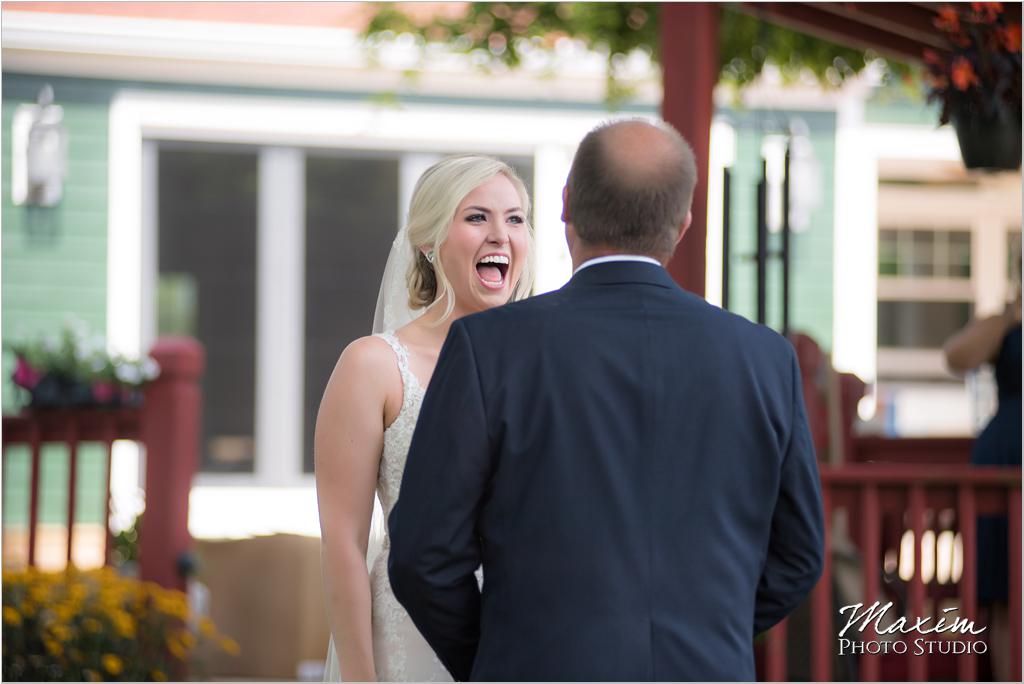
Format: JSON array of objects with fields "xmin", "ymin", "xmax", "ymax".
[
  {"xmin": 949, "ymin": 103, "xmax": 1023, "ymax": 170},
  {"xmin": 924, "ymin": 3, "xmax": 1022, "ymax": 171}
]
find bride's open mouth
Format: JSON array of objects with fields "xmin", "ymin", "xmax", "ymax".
[{"xmin": 475, "ymin": 254, "xmax": 510, "ymax": 290}]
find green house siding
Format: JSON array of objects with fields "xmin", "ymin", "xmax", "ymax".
[
  {"xmin": 2, "ymin": 74, "xmax": 114, "ymax": 414},
  {"xmin": 2, "ymin": 73, "xmax": 118, "ymax": 529},
  {"xmin": 865, "ymin": 84, "xmax": 941, "ymax": 126},
  {"xmin": 717, "ymin": 108, "xmax": 837, "ymax": 351},
  {"xmin": 1, "ymin": 444, "xmax": 109, "ymax": 527}
]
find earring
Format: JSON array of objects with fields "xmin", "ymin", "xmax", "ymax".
[{"xmin": 425, "ymin": 250, "xmax": 436, "ymax": 264}]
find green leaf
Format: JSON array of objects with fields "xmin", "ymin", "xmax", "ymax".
[{"xmin": 362, "ymin": 2, "xmax": 916, "ymax": 105}]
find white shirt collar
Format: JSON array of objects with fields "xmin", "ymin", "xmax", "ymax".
[{"xmin": 573, "ymin": 254, "xmax": 663, "ymax": 276}]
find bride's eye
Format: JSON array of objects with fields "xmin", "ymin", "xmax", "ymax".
[
  {"xmin": 466, "ymin": 213, "xmax": 486, "ymax": 223},
  {"xmin": 508, "ymin": 215, "xmax": 525, "ymax": 225}
]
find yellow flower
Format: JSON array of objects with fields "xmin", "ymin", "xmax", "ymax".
[
  {"xmin": 82, "ymin": 617, "xmax": 103, "ymax": 634},
  {"xmin": 69, "ymin": 584, "xmax": 89, "ymax": 603},
  {"xmin": 101, "ymin": 654, "xmax": 124, "ymax": 676},
  {"xmin": 151, "ymin": 669, "xmax": 168, "ymax": 681},
  {"xmin": 198, "ymin": 617, "xmax": 217, "ymax": 637},
  {"xmin": 220, "ymin": 636, "xmax": 241, "ymax": 656},
  {"xmin": 180, "ymin": 630, "xmax": 197, "ymax": 649},
  {"xmin": 49, "ymin": 623, "xmax": 73, "ymax": 642},
  {"xmin": 111, "ymin": 611, "xmax": 136, "ymax": 639},
  {"xmin": 53, "ymin": 603, "xmax": 76, "ymax": 623},
  {"xmin": 84, "ymin": 668, "xmax": 103, "ymax": 682},
  {"xmin": 43, "ymin": 636, "xmax": 63, "ymax": 657},
  {"xmin": 2, "ymin": 606, "xmax": 22, "ymax": 626},
  {"xmin": 166, "ymin": 636, "xmax": 187, "ymax": 660},
  {"xmin": 154, "ymin": 591, "xmax": 190, "ymax": 620}
]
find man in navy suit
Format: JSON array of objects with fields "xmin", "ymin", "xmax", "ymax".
[{"xmin": 389, "ymin": 120, "xmax": 825, "ymax": 681}]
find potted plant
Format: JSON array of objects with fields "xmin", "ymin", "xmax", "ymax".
[
  {"xmin": 924, "ymin": 2, "xmax": 1022, "ymax": 170},
  {"xmin": 7, "ymin": 319, "xmax": 160, "ymax": 410}
]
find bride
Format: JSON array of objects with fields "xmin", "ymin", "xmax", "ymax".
[{"xmin": 315, "ymin": 155, "xmax": 535, "ymax": 681}]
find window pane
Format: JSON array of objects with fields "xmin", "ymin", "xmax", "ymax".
[
  {"xmin": 948, "ymin": 231, "xmax": 971, "ymax": 278},
  {"xmin": 880, "ymin": 228, "xmax": 972, "ymax": 280},
  {"xmin": 1009, "ymin": 231, "xmax": 1022, "ymax": 280},
  {"xmin": 909, "ymin": 231, "xmax": 935, "ymax": 277},
  {"xmin": 158, "ymin": 145, "xmax": 258, "ymax": 473},
  {"xmin": 896, "ymin": 231, "xmax": 914, "ymax": 277},
  {"xmin": 879, "ymin": 230, "xmax": 899, "ymax": 276},
  {"xmin": 303, "ymin": 155, "xmax": 399, "ymax": 473},
  {"xmin": 878, "ymin": 300, "xmax": 972, "ymax": 348}
]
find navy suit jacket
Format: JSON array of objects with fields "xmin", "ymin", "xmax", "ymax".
[{"xmin": 388, "ymin": 261, "xmax": 824, "ymax": 681}]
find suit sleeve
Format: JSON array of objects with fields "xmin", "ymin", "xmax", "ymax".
[
  {"xmin": 753, "ymin": 346, "xmax": 826, "ymax": 636},
  {"xmin": 387, "ymin": 319, "xmax": 489, "ymax": 681}
]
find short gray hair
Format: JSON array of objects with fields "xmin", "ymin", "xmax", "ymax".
[{"xmin": 566, "ymin": 119, "xmax": 697, "ymax": 258}]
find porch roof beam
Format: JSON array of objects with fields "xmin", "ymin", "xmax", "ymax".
[{"xmin": 738, "ymin": 2, "xmax": 944, "ymax": 63}]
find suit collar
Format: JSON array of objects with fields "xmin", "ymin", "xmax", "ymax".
[
  {"xmin": 564, "ymin": 259, "xmax": 679, "ymax": 290},
  {"xmin": 574, "ymin": 254, "xmax": 662, "ymax": 274}
]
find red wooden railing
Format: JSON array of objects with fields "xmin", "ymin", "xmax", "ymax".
[
  {"xmin": 761, "ymin": 333, "xmax": 1024, "ymax": 681},
  {"xmin": 1, "ymin": 337, "xmax": 204, "ymax": 591},
  {"xmin": 762, "ymin": 462, "xmax": 1021, "ymax": 682},
  {"xmin": 849, "ymin": 437, "xmax": 977, "ymax": 465}
]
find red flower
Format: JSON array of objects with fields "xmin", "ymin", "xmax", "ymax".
[
  {"xmin": 926, "ymin": 73, "xmax": 950, "ymax": 90},
  {"xmin": 951, "ymin": 57, "xmax": 980, "ymax": 90},
  {"xmin": 935, "ymin": 6, "xmax": 961, "ymax": 33},
  {"xmin": 971, "ymin": 2, "xmax": 1003, "ymax": 23},
  {"xmin": 929, "ymin": 72, "xmax": 950, "ymax": 90},
  {"xmin": 1001, "ymin": 24, "xmax": 1022, "ymax": 52}
]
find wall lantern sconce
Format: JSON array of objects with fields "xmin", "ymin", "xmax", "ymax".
[{"xmin": 12, "ymin": 84, "xmax": 68, "ymax": 207}]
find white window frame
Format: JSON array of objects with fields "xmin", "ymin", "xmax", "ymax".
[
  {"xmin": 874, "ymin": 180, "xmax": 1020, "ymax": 381},
  {"xmin": 108, "ymin": 90, "xmax": 621, "ymax": 487},
  {"xmin": 832, "ymin": 110, "xmax": 964, "ymax": 390}
]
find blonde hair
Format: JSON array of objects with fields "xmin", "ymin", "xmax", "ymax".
[{"xmin": 405, "ymin": 155, "xmax": 535, "ymax": 322}]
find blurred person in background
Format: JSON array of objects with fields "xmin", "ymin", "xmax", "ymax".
[
  {"xmin": 314, "ymin": 155, "xmax": 535, "ymax": 681},
  {"xmin": 944, "ymin": 254, "xmax": 1021, "ymax": 682}
]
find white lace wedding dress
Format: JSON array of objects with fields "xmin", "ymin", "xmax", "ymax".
[{"xmin": 324, "ymin": 332, "xmax": 452, "ymax": 682}]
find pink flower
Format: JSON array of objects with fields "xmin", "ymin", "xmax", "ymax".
[
  {"xmin": 92, "ymin": 381, "xmax": 117, "ymax": 403},
  {"xmin": 13, "ymin": 357, "xmax": 41, "ymax": 389}
]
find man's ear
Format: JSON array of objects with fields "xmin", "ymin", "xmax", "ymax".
[
  {"xmin": 565, "ymin": 221, "xmax": 576, "ymax": 253},
  {"xmin": 561, "ymin": 185, "xmax": 570, "ymax": 223},
  {"xmin": 674, "ymin": 210, "xmax": 693, "ymax": 247}
]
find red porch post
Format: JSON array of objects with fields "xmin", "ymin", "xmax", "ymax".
[
  {"xmin": 660, "ymin": 2, "xmax": 719, "ymax": 298},
  {"xmin": 138, "ymin": 337, "xmax": 205, "ymax": 591}
]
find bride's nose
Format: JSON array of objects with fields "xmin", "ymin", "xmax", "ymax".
[{"xmin": 485, "ymin": 221, "xmax": 510, "ymax": 245}]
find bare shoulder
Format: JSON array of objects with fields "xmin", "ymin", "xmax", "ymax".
[
  {"xmin": 329, "ymin": 335, "xmax": 400, "ymax": 392},
  {"xmin": 340, "ymin": 335, "xmax": 396, "ymax": 369}
]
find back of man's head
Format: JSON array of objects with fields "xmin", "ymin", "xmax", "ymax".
[{"xmin": 566, "ymin": 119, "xmax": 697, "ymax": 260}]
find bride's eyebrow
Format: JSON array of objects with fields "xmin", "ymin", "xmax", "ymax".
[{"xmin": 464, "ymin": 206, "xmax": 524, "ymax": 214}]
